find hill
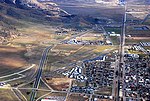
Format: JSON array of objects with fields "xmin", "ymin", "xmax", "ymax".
[{"xmin": 0, "ymin": 0, "xmax": 64, "ymax": 44}]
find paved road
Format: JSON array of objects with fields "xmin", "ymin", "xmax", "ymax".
[
  {"xmin": 0, "ymin": 64, "xmax": 35, "ymax": 79},
  {"xmin": 114, "ymin": 4, "xmax": 127, "ymax": 101},
  {"xmin": 30, "ymin": 46, "xmax": 52, "ymax": 101},
  {"xmin": 0, "ymin": 64, "xmax": 35, "ymax": 83},
  {"xmin": 29, "ymin": 29, "xmax": 93, "ymax": 101},
  {"xmin": 121, "ymin": 5, "xmax": 127, "ymax": 101},
  {"xmin": 12, "ymin": 88, "xmax": 27, "ymax": 101}
]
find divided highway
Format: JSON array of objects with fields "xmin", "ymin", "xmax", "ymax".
[
  {"xmin": 29, "ymin": 29, "xmax": 93, "ymax": 101},
  {"xmin": 114, "ymin": 4, "xmax": 127, "ymax": 101},
  {"xmin": 30, "ymin": 46, "xmax": 52, "ymax": 101}
]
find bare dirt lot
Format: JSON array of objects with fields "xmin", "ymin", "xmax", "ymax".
[
  {"xmin": 67, "ymin": 94, "xmax": 88, "ymax": 101},
  {"xmin": 45, "ymin": 77, "xmax": 71, "ymax": 91},
  {"xmin": 0, "ymin": 46, "xmax": 27, "ymax": 76}
]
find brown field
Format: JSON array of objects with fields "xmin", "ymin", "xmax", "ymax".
[
  {"xmin": 125, "ymin": 37, "xmax": 150, "ymax": 44},
  {"xmin": 0, "ymin": 46, "xmax": 27, "ymax": 76},
  {"xmin": 52, "ymin": 44, "xmax": 82, "ymax": 52},
  {"xmin": 48, "ymin": 45, "xmax": 115, "ymax": 71},
  {"xmin": 0, "ymin": 89, "xmax": 19, "ymax": 101},
  {"xmin": 10, "ymin": 23, "xmax": 72, "ymax": 65},
  {"xmin": 52, "ymin": 44, "xmax": 114, "ymax": 57},
  {"xmin": 1, "ymin": 22, "xmax": 65, "ymax": 77},
  {"xmin": 45, "ymin": 77, "xmax": 71, "ymax": 91},
  {"xmin": 76, "ymin": 33, "xmax": 104, "ymax": 41},
  {"xmin": 12, "ymin": 24, "xmax": 59, "ymax": 46},
  {"xmin": 67, "ymin": 94, "xmax": 88, "ymax": 101}
]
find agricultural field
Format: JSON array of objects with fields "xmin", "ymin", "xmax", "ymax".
[
  {"xmin": 76, "ymin": 32, "xmax": 104, "ymax": 41},
  {"xmin": 126, "ymin": 25, "xmax": 150, "ymax": 37},
  {"xmin": 45, "ymin": 44, "xmax": 115, "ymax": 72},
  {"xmin": 125, "ymin": 25, "xmax": 150, "ymax": 45},
  {"xmin": 125, "ymin": 37, "xmax": 150, "ymax": 45}
]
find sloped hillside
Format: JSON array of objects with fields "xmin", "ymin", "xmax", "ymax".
[
  {"xmin": 0, "ymin": 1, "xmax": 61, "ymax": 44},
  {"xmin": 0, "ymin": 0, "xmax": 60, "ymax": 13}
]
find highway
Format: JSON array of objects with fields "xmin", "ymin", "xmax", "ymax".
[
  {"xmin": 114, "ymin": 3, "xmax": 127, "ymax": 101},
  {"xmin": 29, "ymin": 29, "xmax": 94, "ymax": 101},
  {"xmin": 121, "ymin": 4, "xmax": 127, "ymax": 101},
  {"xmin": 30, "ymin": 46, "xmax": 52, "ymax": 101}
]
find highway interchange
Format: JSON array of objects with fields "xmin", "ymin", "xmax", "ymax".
[
  {"xmin": 0, "ymin": 1, "xmax": 150, "ymax": 101},
  {"xmin": 29, "ymin": 29, "xmax": 97, "ymax": 101},
  {"xmin": 0, "ymin": 28, "xmax": 100, "ymax": 101}
]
